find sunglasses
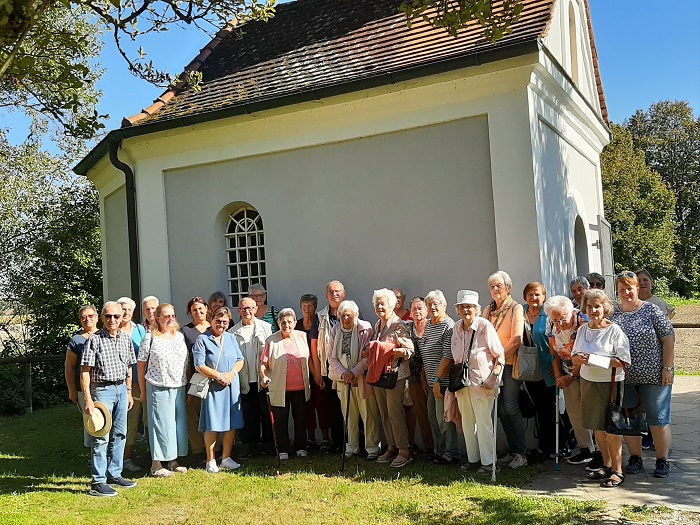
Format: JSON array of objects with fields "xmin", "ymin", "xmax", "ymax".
[
  {"xmin": 615, "ymin": 271, "xmax": 636, "ymax": 280},
  {"xmin": 103, "ymin": 314, "xmax": 122, "ymax": 320}
]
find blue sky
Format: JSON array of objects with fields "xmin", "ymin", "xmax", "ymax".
[{"xmin": 4, "ymin": 0, "xmax": 699, "ymax": 150}]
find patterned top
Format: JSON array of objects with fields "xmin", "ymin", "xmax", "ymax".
[
  {"xmin": 545, "ymin": 311, "xmax": 586, "ymax": 375},
  {"xmin": 81, "ymin": 328, "xmax": 136, "ymax": 384},
  {"xmin": 609, "ymin": 302, "xmax": 675, "ymax": 385},
  {"xmin": 418, "ymin": 316, "xmax": 455, "ymax": 386},
  {"xmin": 259, "ymin": 305, "xmax": 280, "ymax": 333},
  {"xmin": 139, "ymin": 332, "xmax": 189, "ymax": 388}
]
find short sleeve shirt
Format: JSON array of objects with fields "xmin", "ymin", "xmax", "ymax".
[
  {"xmin": 139, "ymin": 332, "xmax": 189, "ymax": 387},
  {"xmin": 81, "ymin": 328, "xmax": 136, "ymax": 384},
  {"xmin": 68, "ymin": 333, "xmax": 88, "ymax": 390}
]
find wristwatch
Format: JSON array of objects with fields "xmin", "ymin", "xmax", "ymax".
[{"xmin": 663, "ymin": 366, "xmax": 674, "ymax": 372}]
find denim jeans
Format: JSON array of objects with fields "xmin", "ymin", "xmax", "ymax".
[
  {"xmin": 426, "ymin": 388, "xmax": 460, "ymax": 458},
  {"xmin": 90, "ymin": 383, "xmax": 128, "ymax": 484},
  {"xmin": 497, "ymin": 365, "xmax": 526, "ymax": 454}
]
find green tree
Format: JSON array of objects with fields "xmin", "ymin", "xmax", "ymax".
[
  {"xmin": 602, "ymin": 124, "xmax": 677, "ymax": 281},
  {"xmin": 625, "ymin": 101, "xmax": 700, "ymax": 295}
]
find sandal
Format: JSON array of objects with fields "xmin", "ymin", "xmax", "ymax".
[
  {"xmin": 168, "ymin": 462, "xmax": 188, "ymax": 474},
  {"xmin": 586, "ymin": 466, "xmax": 612, "ymax": 481},
  {"xmin": 150, "ymin": 467, "xmax": 174, "ymax": 478},
  {"xmin": 601, "ymin": 472, "xmax": 624, "ymax": 488}
]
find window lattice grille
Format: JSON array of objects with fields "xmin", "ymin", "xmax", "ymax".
[{"xmin": 225, "ymin": 207, "xmax": 266, "ymax": 307}]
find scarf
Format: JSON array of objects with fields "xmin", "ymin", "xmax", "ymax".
[
  {"xmin": 485, "ymin": 295, "xmax": 514, "ymax": 332},
  {"xmin": 331, "ymin": 322, "xmax": 360, "ymax": 368}
]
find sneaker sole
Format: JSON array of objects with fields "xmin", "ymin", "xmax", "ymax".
[
  {"xmin": 89, "ymin": 490, "xmax": 118, "ymax": 497},
  {"xmin": 567, "ymin": 458, "xmax": 593, "ymax": 465}
]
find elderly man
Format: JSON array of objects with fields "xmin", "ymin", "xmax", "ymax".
[
  {"xmin": 310, "ymin": 280, "xmax": 347, "ymax": 451},
  {"xmin": 81, "ymin": 301, "xmax": 137, "ymax": 497},
  {"xmin": 392, "ymin": 288, "xmax": 411, "ymax": 321},
  {"xmin": 229, "ymin": 297, "xmax": 274, "ymax": 458},
  {"xmin": 141, "ymin": 295, "xmax": 159, "ymax": 331}
]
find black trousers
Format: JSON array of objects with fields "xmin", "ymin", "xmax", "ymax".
[
  {"xmin": 240, "ymin": 384, "xmax": 274, "ymax": 446},
  {"xmin": 271, "ymin": 390, "xmax": 307, "ymax": 454},
  {"xmin": 525, "ymin": 379, "xmax": 556, "ymax": 455}
]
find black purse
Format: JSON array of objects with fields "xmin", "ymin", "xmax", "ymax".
[
  {"xmin": 368, "ymin": 358, "xmax": 402, "ymax": 389},
  {"xmin": 448, "ymin": 330, "xmax": 476, "ymax": 393},
  {"xmin": 605, "ymin": 368, "xmax": 648, "ymax": 436}
]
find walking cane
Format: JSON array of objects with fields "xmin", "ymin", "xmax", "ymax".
[
  {"xmin": 340, "ymin": 382, "xmax": 352, "ymax": 474},
  {"xmin": 265, "ymin": 391, "xmax": 282, "ymax": 468},
  {"xmin": 491, "ymin": 367, "xmax": 504, "ymax": 483},
  {"xmin": 554, "ymin": 386, "xmax": 561, "ymax": 472}
]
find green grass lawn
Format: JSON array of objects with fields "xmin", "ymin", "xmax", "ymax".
[{"xmin": 0, "ymin": 404, "xmax": 604, "ymax": 525}]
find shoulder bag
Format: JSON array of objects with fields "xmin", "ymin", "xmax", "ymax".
[
  {"xmin": 188, "ymin": 336, "xmax": 224, "ymax": 399},
  {"xmin": 368, "ymin": 358, "xmax": 402, "ymax": 389},
  {"xmin": 605, "ymin": 367, "xmax": 648, "ymax": 436},
  {"xmin": 448, "ymin": 329, "xmax": 476, "ymax": 393},
  {"xmin": 512, "ymin": 319, "xmax": 543, "ymax": 382}
]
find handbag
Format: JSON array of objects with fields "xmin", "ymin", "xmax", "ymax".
[
  {"xmin": 368, "ymin": 358, "xmax": 402, "ymax": 389},
  {"xmin": 188, "ymin": 336, "xmax": 225, "ymax": 399},
  {"xmin": 448, "ymin": 329, "xmax": 476, "ymax": 393},
  {"xmin": 512, "ymin": 320, "xmax": 544, "ymax": 382},
  {"xmin": 605, "ymin": 368, "xmax": 648, "ymax": 436}
]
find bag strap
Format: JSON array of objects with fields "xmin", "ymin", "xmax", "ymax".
[
  {"xmin": 462, "ymin": 328, "xmax": 477, "ymax": 364},
  {"xmin": 212, "ymin": 335, "xmax": 225, "ymax": 372}
]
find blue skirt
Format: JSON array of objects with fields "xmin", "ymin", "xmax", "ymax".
[{"xmin": 199, "ymin": 381, "xmax": 244, "ymax": 433}]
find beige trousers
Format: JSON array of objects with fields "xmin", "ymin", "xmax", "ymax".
[
  {"xmin": 337, "ymin": 382, "xmax": 381, "ymax": 454},
  {"xmin": 374, "ymin": 378, "xmax": 410, "ymax": 449},
  {"xmin": 563, "ymin": 377, "xmax": 593, "ymax": 450}
]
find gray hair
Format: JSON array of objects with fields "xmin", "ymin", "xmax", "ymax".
[
  {"xmin": 208, "ymin": 291, "xmax": 228, "ymax": 306},
  {"xmin": 117, "ymin": 296, "xmax": 136, "ymax": 310},
  {"xmin": 277, "ymin": 307, "xmax": 296, "ymax": 322},
  {"xmin": 424, "ymin": 289, "xmax": 447, "ymax": 306},
  {"xmin": 488, "ymin": 271, "xmax": 513, "ymax": 290},
  {"xmin": 569, "ymin": 276, "xmax": 590, "ymax": 289},
  {"xmin": 78, "ymin": 304, "xmax": 97, "ymax": 319},
  {"xmin": 142, "ymin": 295, "xmax": 159, "ymax": 308},
  {"xmin": 581, "ymin": 289, "xmax": 615, "ymax": 317},
  {"xmin": 543, "ymin": 295, "xmax": 574, "ymax": 317},
  {"xmin": 101, "ymin": 301, "xmax": 123, "ymax": 315},
  {"xmin": 337, "ymin": 300, "xmax": 359, "ymax": 317},
  {"xmin": 325, "ymin": 280, "xmax": 344, "ymax": 292},
  {"xmin": 248, "ymin": 283, "xmax": 266, "ymax": 294},
  {"xmin": 372, "ymin": 288, "xmax": 397, "ymax": 309}
]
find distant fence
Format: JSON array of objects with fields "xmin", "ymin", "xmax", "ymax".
[{"xmin": 0, "ymin": 355, "xmax": 63, "ymax": 414}]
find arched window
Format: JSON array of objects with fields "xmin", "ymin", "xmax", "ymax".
[
  {"xmin": 225, "ymin": 207, "xmax": 266, "ymax": 306},
  {"xmin": 569, "ymin": 2, "xmax": 579, "ymax": 86}
]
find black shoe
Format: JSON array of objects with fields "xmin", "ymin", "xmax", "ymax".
[
  {"xmin": 433, "ymin": 454, "xmax": 460, "ymax": 465},
  {"xmin": 90, "ymin": 483, "xmax": 118, "ymax": 497},
  {"xmin": 106, "ymin": 476, "xmax": 137, "ymax": 489},
  {"xmin": 626, "ymin": 455, "xmax": 644, "ymax": 474},
  {"xmin": 526, "ymin": 449, "xmax": 550, "ymax": 465},
  {"xmin": 234, "ymin": 443, "xmax": 255, "ymax": 460},
  {"xmin": 653, "ymin": 458, "xmax": 670, "ymax": 478},
  {"xmin": 642, "ymin": 433, "xmax": 654, "ymax": 450},
  {"xmin": 585, "ymin": 451, "xmax": 604, "ymax": 472},
  {"xmin": 320, "ymin": 440, "xmax": 334, "ymax": 452},
  {"xmin": 567, "ymin": 449, "xmax": 593, "ymax": 465}
]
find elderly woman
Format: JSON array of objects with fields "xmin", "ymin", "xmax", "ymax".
[
  {"xmin": 521, "ymin": 282, "xmax": 557, "ymax": 463},
  {"xmin": 193, "ymin": 306, "xmax": 245, "ymax": 473},
  {"xmin": 392, "ymin": 288, "xmax": 411, "ymax": 321},
  {"xmin": 328, "ymin": 300, "xmax": 381, "ymax": 459},
  {"xmin": 118, "ymin": 296, "xmax": 147, "ymax": 472},
  {"xmin": 180, "ymin": 297, "xmax": 210, "ymax": 461},
  {"xmin": 421, "ymin": 290, "xmax": 459, "ymax": 465},
  {"xmin": 260, "ymin": 308, "xmax": 311, "ymax": 459},
  {"xmin": 544, "ymin": 295, "xmax": 599, "ymax": 467},
  {"xmin": 572, "ymin": 290, "xmax": 631, "ymax": 488},
  {"xmin": 586, "ymin": 273, "xmax": 606, "ymax": 291},
  {"xmin": 482, "ymin": 271, "xmax": 526, "ymax": 469},
  {"xmin": 138, "ymin": 304, "xmax": 190, "ymax": 477},
  {"xmin": 610, "ymin": 272, "xmax": 675, "ymax": 478},
  {"xmin": 65, "ymin": 304, "xmax": 99, "ymax": 448},
  {"xmin": 367, "ymin": 289, "xmax": 414, "ymax": 468},
  {"xmin": 206, "ymin": 291, "xmax": 228, "ymax": 322},
  {"xmin": 249, "ymin": 284, "xmax": 279, "ymax": 333},
  {"xmin": 439, "ymin": 291, "xmax": 504, "ymax": 473},
  {"xmin": 636, "ymin": 270, "xmax": 676, "ymax": 319},
  {"xmin": 570, "ymin": 276, "xmax": 590, "ymax": 309}
]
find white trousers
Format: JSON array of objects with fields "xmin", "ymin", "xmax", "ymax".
[
  {"xmin": 337, "ymin": 382, "xmax": 381, "ymax": 454},
  {"xmin": 455, "ymin": 387, "xmax": 496, "ymax": 466}
]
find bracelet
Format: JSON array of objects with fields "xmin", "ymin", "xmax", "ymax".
[
  {"xmin": 126, "ymin": 388, "xmax": 132, "ymax": 391},
  {"xmin": 663, "ymin": 366, "xmax": 674, "ymax": 372},
  {"xmin": 434, "ymin": 377, "xmax": 442, "ymax": 384},
  {"xmin": 217, "ymin": 373, "xmax": 223, "ymax": 381}
]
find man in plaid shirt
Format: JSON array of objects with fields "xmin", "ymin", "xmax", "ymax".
[{"xmin": 81, "ymin": 301, "xmax": 137, "ymax": 497}]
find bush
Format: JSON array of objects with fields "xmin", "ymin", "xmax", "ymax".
[{"xmin": 0, "ymin": 361, "xmax": 67, "ymax": 416}]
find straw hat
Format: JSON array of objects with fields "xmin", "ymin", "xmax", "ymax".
[
  {"xmin": 83, "ymin": 401, "xmax": 112, "ymax": 438},
  {"xmin": 455, "ymin": 290, "xmax": 480, "ymax": 307}
]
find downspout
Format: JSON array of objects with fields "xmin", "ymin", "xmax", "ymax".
[{"xmin": 108, "ymin": 138, "xmax": 142, "ymax": 309}]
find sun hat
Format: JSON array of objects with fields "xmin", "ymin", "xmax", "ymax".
[
  {"xmin": 455, "ymin": 290, "xmax": 480, "ymax": 307},
  {"xmin": 83, "ymin": 401, "xmax": 112, "ymax": 438}
]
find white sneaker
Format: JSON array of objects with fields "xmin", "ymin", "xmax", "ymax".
[
  {"xmin": 279, "ymin": 452, "xmax": 289, "ymax": 461},
  {"xmin": 296, "ymin": 449, "xmax": 308, "ymax": 457},
  {"xmin": 220, "ymin": 457, "xmax": 241, "ymax": 470},
  {"xmin": 508, "ymin": 453, "xmax": 528, "ymax": 469},
  {"xmin": 205, "ymin": 460, "xmax": 219, "ymax": 474},
  {"xmin": 122, "ymin": 459, "xmax": 142, "ymax": 472}
]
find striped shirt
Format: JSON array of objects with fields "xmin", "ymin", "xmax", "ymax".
[{"xmin": 418, "ymin": 317, "xmax": 455, "ymax": 385}]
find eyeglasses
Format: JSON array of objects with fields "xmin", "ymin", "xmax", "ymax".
[
  {"xmin": 249, "ymin": 294, "xmax": 266, "ymax": 299},
  {"xmin": 213, "ymin": 319, "xmax": 230, "ymax": 325},
  {"xmin": 160, "ymin": 314, "xmax": 176, "ymax": 319},
  {"xmin": 81, "ymin": 314, "xmax": 96, "ymax": 320},
  {"xmin": 327, "ymin": 290, "xmax": 344, "ymax": 295},
  {"xmin": 615, "ymin": 272, "xmax": 636, "ymax": 280},
  {"xmin": 103, "ymin": 314, "xmax": 122, "ymax": 320},
  {"xmin": 239, "ymin": 306, "xmax": 254, "ymax": 311},
  {"xmin": 590, "ymin": 282, "xmax": 606, "ymax": 289}
]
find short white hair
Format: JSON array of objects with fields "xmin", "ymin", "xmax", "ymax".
[
  {"xmin": 488, "ymin": 271, "xmax": 512, "ymax": 290},
  {"xmin": 101, "ymin": 301, "xmax": 123, "ymax": 315},
  {"xmin": 277, "ymin": 307, "xmax": 296, "ymax": 322},
  {"xmin": 543, "ymin": 295, "xmax": 574, "ymax": 317},
  {"xmin": 425, "ymin": 289, "xmax": 447, "ymax": 306},
  {"xmin": 372, "ymin": 288, "xmax": 397, "ymax": 309},
  {"xmin": 337, "ymin": 300, "xmax": 359, "ymax": 317},
  {"xmin": 142, "ymin": 295, "xmax": 159, "ymax": 307},
  {"xmin": 117, "ymin": 296, "xmax": 136, "ymax": 310}
]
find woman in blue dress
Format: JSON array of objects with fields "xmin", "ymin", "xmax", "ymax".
[{"xmin": 193, "ymin": 306, "xmax": 245, "ymax": 474}]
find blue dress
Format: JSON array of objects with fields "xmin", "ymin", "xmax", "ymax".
[{"xmin": 193, "ymin": 331, "xmax": 244, "ymax": 432}]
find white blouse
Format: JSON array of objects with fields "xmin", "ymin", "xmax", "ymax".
[{"xmin": 139, "ymin": 332, "xmax": 189, "ymax": 388}]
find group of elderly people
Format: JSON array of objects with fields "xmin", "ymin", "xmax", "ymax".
[{"xmin": 67, "ymin": 269, "xmax": 676, "ymax": 495}]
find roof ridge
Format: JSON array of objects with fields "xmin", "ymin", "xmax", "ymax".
[
  {"xmin": 583, "ymin": 0, "xmax": 608, "ymax": 124},
  {"xmin": 121, "ymin": 18, "xmax": 239, "ymax": 128}
]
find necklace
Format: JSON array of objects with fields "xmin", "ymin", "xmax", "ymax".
[{"xmin": 583, "ymin": 325, "xmax": 605, "ymax": 343}]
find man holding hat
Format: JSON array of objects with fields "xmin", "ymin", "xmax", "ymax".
[{"xmin": 81, "ymin": 301, "xmax": 138, "ymax": 497}]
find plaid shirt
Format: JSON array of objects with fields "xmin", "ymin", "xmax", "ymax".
[{"xmin": 81, "ymin": 328, "xmax": 137, "ymax": 384}]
